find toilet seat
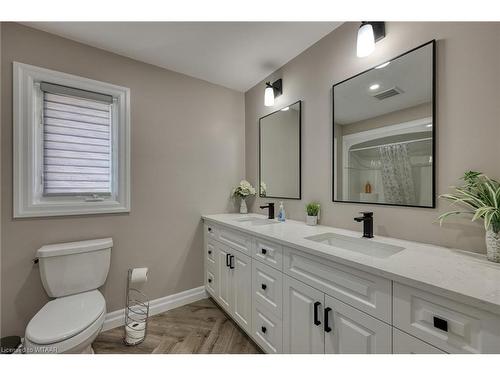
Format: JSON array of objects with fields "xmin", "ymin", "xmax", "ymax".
[{"xmin": 25, "ymin": 290, "xmax": 106, "ymax": 353}]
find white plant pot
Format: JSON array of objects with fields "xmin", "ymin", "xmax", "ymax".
[
  {"xmin": 306, "ymin": 215, "xmax": 318, "ymax": 226},
  {"xmin": 486, "ymin": 229, "xmax": 500, "ymax": 263},
  {"xmin": 240, "ymin": 198, "xmax": 248, "ymax": 214}
]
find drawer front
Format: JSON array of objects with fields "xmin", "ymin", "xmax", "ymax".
[
  {"xmin": 205, "ymin": 239, "xmax": 217, "ymax": 271},
  {"xmin": 205, "ymin": 268, "xmax": 218, "ymax": 297},
  {"xmin": 393, "ymin": 328, "xmax": 446, "ymax": 354},
  {"xmin": 204, "ymin": 223, "xmax": 218, "ymax": 240},
  {"xmin": 283, "ymin": 247, "xmax": 391, "ymax": 323},
  {"xmin": 218, "ymin": 226, "xmax": 252, "ymax": 255},
  {"xmin": 253, "ymin": 238, "xmax": 283, "ymax": 270},
  {"xmin": 252, "ymin": 260, "xmax": 283, "ymax": 318},
  {"xmin": 252, "ymin": 303, "xmax": 283, "ymax": 354},
  {"xmin": 393, "ymin": 283, "xmax": 500, "ymax": 353}
]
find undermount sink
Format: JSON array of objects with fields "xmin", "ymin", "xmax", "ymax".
[
  {"xmin": 305, "ymin": 232, "xmax": 404, "ymax": 258},
  {"xmin": 234, "ymin": 217, "xmax": 276, "ymax": 226}
]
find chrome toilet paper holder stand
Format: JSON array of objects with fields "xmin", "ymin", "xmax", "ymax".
[{"xmin": 123, "ymin": 268, "xmax": 149, "ymax": 346}]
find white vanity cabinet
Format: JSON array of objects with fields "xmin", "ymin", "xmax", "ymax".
[{"xmin": 203, "ymin": 218, "xmax": 500, "ymax": 354}]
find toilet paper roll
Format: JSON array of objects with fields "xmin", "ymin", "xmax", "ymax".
[
  {"xmin": 125, "ymin": 322, "xmax": 146, "ymax": 344},
  {"xmin": 129, "ymin": 267, "xmax": 148, "ymax": 286}
]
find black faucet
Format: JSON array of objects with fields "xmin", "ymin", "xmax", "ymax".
[
  {"xmin": 354, "ymin": 212, "xmax": 374, "ymax": 238},
  {"xmin": 260, "ymin": 203, "xmax": 275, "ymax": 219}
]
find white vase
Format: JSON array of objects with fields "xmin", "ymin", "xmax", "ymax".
[
  {"xmin": 240, "ymin": 198, "xmax": 248, "ymax": 214},
  {"xmin": 306, "ymin": 215, "xmax": 318, "ymax": 226},
  {"xmin": 486, "ymin": 229, "xmax": 500, "ymax": 263}
]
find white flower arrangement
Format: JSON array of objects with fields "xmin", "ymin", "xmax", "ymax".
[
  {"xmin": 232, "ymin": 180, "xmax": 256, "ymax": 199},
  {"xmin": 260, "ymin": 182, "xmax": 267, "ymax": 197}
]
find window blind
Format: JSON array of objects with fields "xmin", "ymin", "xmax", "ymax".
[{"xmin": 41, "ymin": 83, "xmax": 113, "ymax": 195}]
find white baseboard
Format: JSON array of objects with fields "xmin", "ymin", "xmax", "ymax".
[{"xmin": 102, "ymin": 285, "xmax": 207, "ymax": 332}]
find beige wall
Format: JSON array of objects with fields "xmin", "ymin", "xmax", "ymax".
[
  {"xmin": 246, "ymin": 22, "xmax": 500, "ymax": 253},
  {"xmin": 1, "ymin": 23, "xmax": 245, "ymax": 336},
  {"xmin": 341, "ymin": 102, "xmax": 432, "ymax": 135}
]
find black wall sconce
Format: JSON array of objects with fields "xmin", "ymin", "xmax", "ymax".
[
  {"xmin": 357, "ymin": 21, "xmax": 386, "ymax": 57},
  {"xmin": 264, "ymin": 78, "xmax": 282, "ymax": 107}
]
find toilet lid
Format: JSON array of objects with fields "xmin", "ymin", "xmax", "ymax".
[{"xmin": 26, "ymin": 290, "xmax": 105, "ymax": 345}]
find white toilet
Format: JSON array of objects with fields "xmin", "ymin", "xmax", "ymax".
[{"xmin": 24, "ymin": 238, "xmax": 113, "ymax": 354}]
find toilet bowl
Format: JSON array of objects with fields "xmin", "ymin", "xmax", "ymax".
[{"xmin": 25, "ymin": 238, "xmax": 112, "ymax": 354}]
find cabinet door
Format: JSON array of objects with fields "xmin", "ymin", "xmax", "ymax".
[
  {"xmin": 324, "ymin": 294, "xmax": 391, "ymax": 354},
  {"xmin": 231, "ymin": 251, "xmax": 252, "ymax": 332},
  {"xmin": 283, "ymin": 275, "xmax": 324, "ymax": 354},
  {"xmin": 216, "ymin": 244, "xmax": 232, "ymax": 311}
]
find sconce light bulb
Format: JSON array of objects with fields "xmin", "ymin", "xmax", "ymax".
[
  {"xmin": 357, "ymin": 23, "xmax": 375, "ymax": 58},
  {"xmin": 264, "ymin": 86, "xmax": 275, "ymax": 107}
]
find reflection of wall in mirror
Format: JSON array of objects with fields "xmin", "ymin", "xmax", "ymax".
[
  {"xmin": 261, "ymin": 107, "xmax": 300, "ymax": 198},
  {"xmin": 337, "ymin": 102, "xmax": 432, "ymax": 205}
]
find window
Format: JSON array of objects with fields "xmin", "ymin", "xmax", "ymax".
[{"xmin": 14, "ymin": 62, "xmax": 130, "ymax": 217}]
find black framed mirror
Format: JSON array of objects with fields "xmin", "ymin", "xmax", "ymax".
[
  {"xmin": 259, "ymin": 101, "xmax": 301, "ymax": 199},
  {"xmin": 333, "ymin": 40, "xmax": 436, "ymax": 208}
]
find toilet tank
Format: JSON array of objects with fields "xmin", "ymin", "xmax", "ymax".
[{"xmin": 36, "ymin": 238, "xmax": 112, "ymax": 298}]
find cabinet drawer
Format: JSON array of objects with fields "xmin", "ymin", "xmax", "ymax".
[
  {"xmin": 252, "ymin": 260, "xmax": 283, "ymax": 318},
  {"xmin": 283, "ymin": 247, "xmax": 391, "ymax": 323},
  {"xmin": 205, "ymin": 239, "xmax": 217, "ymax": 271},
  {"xmin": 253, "ymin": 238, "xmax": 283, "ymax": 270},
  {"xmin": 218, "ymin": 226, "xmax": 252, "ymax": 255},
  {"xmin": 393, "ymin": 328, "xmax": 446, "ymax": 354},
  {"xmin": 205, "ymin": 268, "xmax": 218, "ymax": 297},
  {"xmin": 252, "ymin": 303, "xmax": 283, "ymax": 354},
  {"xmin": 393, "ymin": 283, "xmax": 500, "ymax": 353},
  {"xmin": 204, "ymin": 223, "xmax": 218, "ymax": 240}
]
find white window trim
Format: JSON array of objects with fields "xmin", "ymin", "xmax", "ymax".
[{"xmin": 13, "ymin": 62, "xmax": 131, "ymax": 218}]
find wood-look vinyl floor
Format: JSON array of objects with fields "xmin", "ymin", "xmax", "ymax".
[{"xmin": 93, "ymin": 298, "xmax": 262, "ymax": 354}]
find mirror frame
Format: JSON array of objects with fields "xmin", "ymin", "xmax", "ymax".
[
  {"xmin": 259, "ymin": 100, "xmax": 302, "ymax": 200},
  {"xmin": 332, "ymin": 40, "xmax": 436, "ymax": 208}
]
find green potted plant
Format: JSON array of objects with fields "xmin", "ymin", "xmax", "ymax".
[
  {"xmin": 306, "ymin": 201, "xmax": 321, "ymax": 226},
  {"xmin": 439, "ymin": 171, "xmax": 500, "ymax": 262},
  {"xmin": 232, "ymin": 180, "xmax": 256, "ymax": 214}
]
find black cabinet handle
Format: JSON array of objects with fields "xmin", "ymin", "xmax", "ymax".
[
  {"xmin": 208, "ymin": 278, "xmax": 212, "ymax": 283},
  {"xmin": 433, "ymin": 316, "xmax": 448, "ymax": 332},
  {"xmin": 229, "ymin": 255, "xmax": 235, "ymax": 269},
  {"xmin": 226, "ymin": 253, "xmax": 231, "ymax": 267},
  {"xmin": 208, "ymin": 250, "xmax": 212, "ymax": 255},
  {"xmin": 208, "ymin": 227, "xmax": 212, "ymax": 232},
  {"xmin": 261, "ymin": 248, "xmax": 267, "ymax": 255},
  {"xmin": 313, "ymin": 301, "xmax": 321, "ymax": 326},
  {"xmin": 324, "ymin": 307, "xmax": 332, "ymax": 333},
  {"xmin": 261, "ymin": 283, "xmax": 267, "ymax": 290},
  {"xmin": 261, "ymin": 326, "xmax": 267, "ymax": 334}
]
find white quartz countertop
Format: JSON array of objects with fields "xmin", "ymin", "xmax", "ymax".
[{"xmin": 202, "ymin": 213, "xmax": 500, "ymax": 315}]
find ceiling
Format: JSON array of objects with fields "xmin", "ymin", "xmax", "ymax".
[
  {"xmin": 23, "ymin": 22, "xmax": 342, "ymax": 92},
  {"xmin": 335, "ymin": 42, "xmax": 433, "ymax": 124}
]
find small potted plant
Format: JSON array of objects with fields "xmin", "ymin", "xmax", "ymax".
[
  {"xmin": 439, "ymin": 171, "xmax": 500, "ymax": 263},
  {"xmin": 306, "ymin": 201, "xmax": 321, "ymax": 226},
  {"xmin": 232, "ymin": 180, "xmax": 256, "ymax": 214}
]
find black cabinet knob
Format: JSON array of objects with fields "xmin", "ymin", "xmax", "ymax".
[
  {"xmin": 261, "ymin": 283, "xmax": 267, "ymax": 290},
  {"xmin": 208, "ymin": 227, "xmax": 212, "ymax": 232},
  {"xmin": 261, "ymin": 326, "xmax": 267, "ymax": 334},
  {"xmin": 208, "ymin": 278, "xmax": 212, "ymax": 283},
  {"xmin": 261, "ymin": 248, "xmax": 267, "ymax": 255},
  {"xmin": 208, "ymin": 250, "xmax": 212, "ymax": 255}
]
